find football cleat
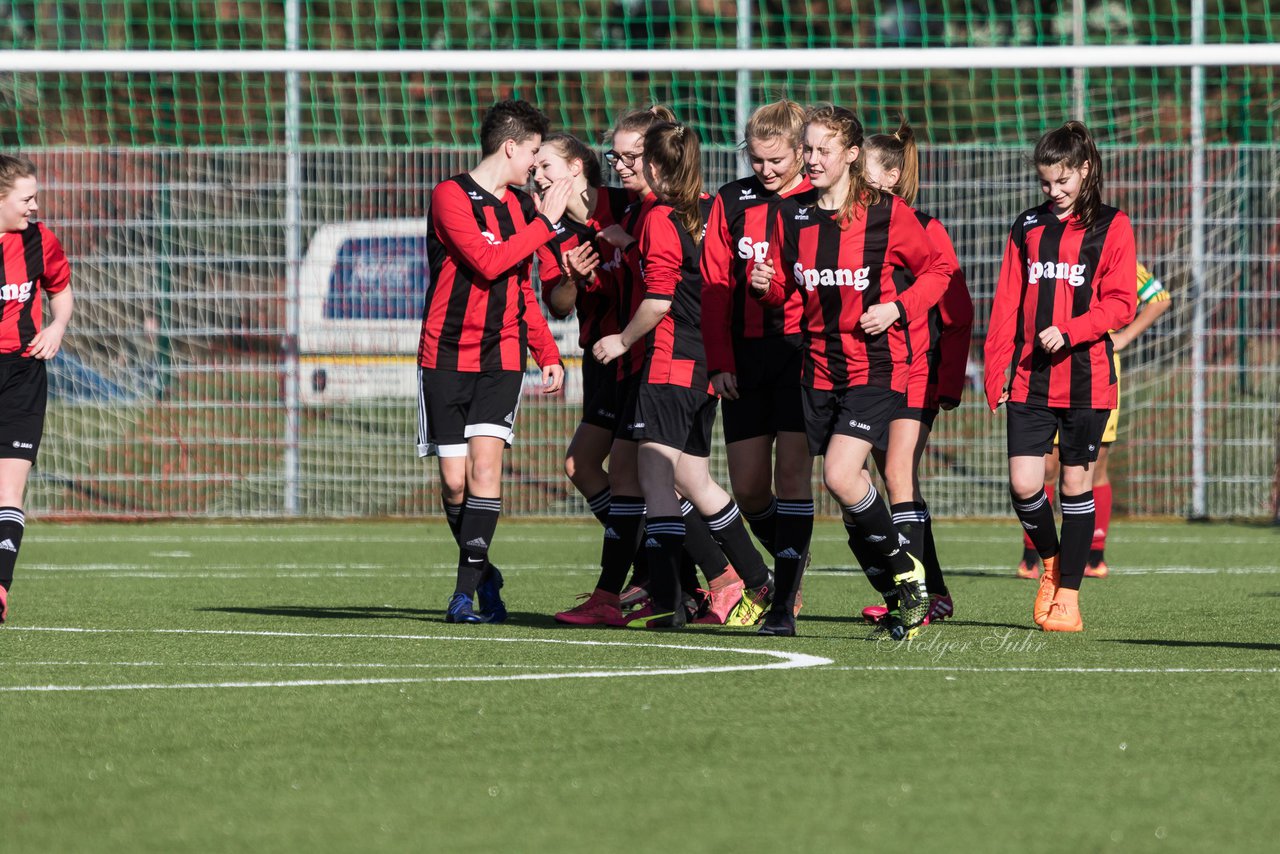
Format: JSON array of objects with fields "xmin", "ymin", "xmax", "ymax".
[
  {"xmin": 1041, "ymin": 600, "xmax": 1083, "ymax": 632},
  {"xmin": 756, "ymin": 609, "xmax": 797, "ymax": 637},
  {"xmin": 554, "ymin": 589, "xmax": 624, "ymax": 626},
  {"xmin": 691, "ymin": 578, "xmax": 745, "ymax": 625},
  {"xmin": 621, "ymin": 601, "xmax": 685, "ymax": 629},
  {"xmin": 1034, "ymin": 554, "xmax": 1060, "ymax": 626},
  {"xmin": 475, "ymin": 566, "xmax": 507, "ymax": 624},
  {"xmin": 619, "ymin": 584, "xmax": 650, "ymax": 610},
  {"xmin": 891, "ymin": 555, "xmax": 929, "ymax": 637},
  {"xmin": 445, "ymin": 592, "xmax": 483, "ymax": 624},
  {"xmin": 726, "ymin": 580, "xmax": 772, "ymax": 627},
  {"xmin": 0, "ymin": 585, "xmax": 7, "ymax": 624},
  {"xmin": 925, "ymin": 594, "xmax": 954, "ymax": 624},
  {"xmin": 1016, "ymin": 560, "xmax": 1040, "ymax": 580},
  {"xmin": 1084, "ymin": 560, "xmax": 1110, "ymax": 579},
  {"xmin": 861, "ymin": 603, "xmax": 889, "ymax": 624}
]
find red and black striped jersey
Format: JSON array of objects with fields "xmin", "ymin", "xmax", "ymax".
[
  {"xmin": 756, "ymin": 193, "xmax": 954, "ymax": 392},
  {"xmin": 899, "ymin": 211, "xmax": 974, "ymax": 409},
  {"xmin": 0, "ymin": 222, "xmax": 71, "ymax": 358},
  {"xmin": 636, "ymin": 199, "xmax": 714, "ymax": 391},
  {"xmin": 605, "ymin": 192, "xmax": 659, "ymax": 380},
  {"xmin": 419, "ymin": 173, "xmax": 561, "ymax": 372},
  {"xmin": 537, "ymin": 186, "xmax": 633, "ymax": 349},
  {"xmin": 984, "ymin": 202, "xmax": 1137, "ymax": 410},
  {"xmin": 700, "ymin": 175, "xmax": 815, "ymax": 376}
]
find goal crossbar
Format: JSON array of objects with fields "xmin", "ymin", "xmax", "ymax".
[{"xmin": 0, "ymin": 44, "xmax": 1276, "ymax": 74}]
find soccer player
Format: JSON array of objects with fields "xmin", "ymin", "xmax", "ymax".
[
  {"xmin": 1013, "ymin": 260, "xmax": 1172, "ymax": 579},
  {"xmin": 700, "ymin": 99, "xmax": 817, "ymax": 618},
  {"xmin": 0, "ymin": 155, "xmax": 74, "ymax": 624},
  {"xmin": 419, "ymin": 100, "xmax": 572, "ymax": 624},
  {"xmin": 539, "ymin": 131, "xmax": 738, "ymax": 621},
  {"xmin": 854, "ymin": 120, "xmax": 974, "ymax": 627},
  {"xmin": 985, "ymin": 121, "xmax": 1137, "ymax": 632},
  {"xmin": 749, "ymin": 105, "xmax": 955, "ymax": 638}
]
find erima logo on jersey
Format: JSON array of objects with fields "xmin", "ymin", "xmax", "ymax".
[
  {"xmin": 467, "ymin": 191, "xmax": 484, "ymax": 201},
  {"xmin": 1, "ymin": 281, "xmax": 34, "ymax": 303},
  {"xmin": 739, "ymin": 190, "xmax": 757, "ymax": 200},
  {"xmin": 793, "ymin": 207, "xmax": 811, "ymax": 221},
  {"xmin": 480, "ymin": 231, "xmax": 501, "ymax": 246},
  {"xmin": 794, "ymin": 263, "xmax": 871, "ymax": 292},
  {"xmin": 1024, "ymin": 214, "xmax": 1038, "ymax": 225},
  {"xmin": 736, "ymin": 237, "xmax": 770, "ymax": 263},
  {"xmin": 1027, "ymin": 259, "xmax": 1087, "ymax": 288}
]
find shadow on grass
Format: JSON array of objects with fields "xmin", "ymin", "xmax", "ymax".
[
  {"xmin": 1102, "ymin": 638, "xmax": 1280, "ymax": 652},
  {"xmin": 198, "ymin": 605, "xmax": 566, "ymax": 627}
]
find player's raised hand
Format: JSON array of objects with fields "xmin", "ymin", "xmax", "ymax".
[
  {"xmin": 563, "ymin": 243, "xmax": 600, "ymax": 280},
  {"xmin": 748, "ymin": 260, "xmax": 774, "ymax": 296},
  {"xmin": 535, "ymin": 176, "xmax": 575, "ymax": 225},
  {"xmin": 859, "ymin": 302, "xmax": 902, "ymax": 336},
  {"xmin": 597, "ymin": 224, "xmax": 636, "ymax": 250}
]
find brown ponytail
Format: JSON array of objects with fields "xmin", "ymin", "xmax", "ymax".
[
  {"xmin": 643, "ymin": 122, "xmax": 704, "ymax": 243},
  {"xmin": 1033, "ymin": 120, "xmax": 1104, "ymax": 228},
  {"xmin": 864, "ymin": 118, "xmax": 919, "ymax": 206}
]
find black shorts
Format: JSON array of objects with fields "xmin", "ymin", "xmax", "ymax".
[
  {"xmin": 892, "ymin": 404, "xmax": 939, "ymax": 431},
  {"xmin": 417, "ymin": 368, "xmax": 523, "ymax": 458},
  {"xmin": 721, "ymin": 336, "xmax": 805, "ymax": 444},
  {"xmin": 801, "ymin": 385, "xmax": 903, "ymax": 456},
  {"xmin": 627, "ymin": 383, "xmax": 717, "ymax": 458},
  {"xmin": 0, "ymin": 357, "xmax": 47, "ymax": 462},
  {"xmin": 580, "ymin": 355, "xmax": 621, "ymax": 432},
  {"xmin": 1006, "ymin": 401, "xmax": 1110, "ymax": 466}
]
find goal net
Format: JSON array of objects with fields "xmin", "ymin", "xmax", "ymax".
[{"xmin": 8, "ymin": 1, "xmax": 1278, "ymax": 520}]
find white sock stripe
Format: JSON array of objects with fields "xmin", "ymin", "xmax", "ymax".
[
  {"xmin": 1062, "ymin": 502, "xmax": 1096, "ymax": 514},
  {"xmin": 645, "ymin": 524, "xmax": 686, "ymax": 536},
  {"xmin": 464, "ymin": 500, "xmax": 502, "ymax": 512},
  {"xmin": 608, "ymin": 504, "xmax": 647, "ymax": 516},
  {"xmin": 587, "ymin": 492, "xmax": 612, "ymax": 512},
  {"xmin": 891, "ymin": 512, "xmax": 929, "ymax": 524},
  {"xmin": 776, "ymin": 501, "xmax": 815, "ymax": 515},
  {"xmin": 707, "ymin": 505, "xmax": 741, "ymax": 530},
  {"xmin": 1013, "ymin": 494, "xmax": 1047, "ymax": 512},
  {"xmin": 0, "ymin": 510, "xmax": 25, "ymax": 526},
  {"xmin": 680, "ymin": 500, "xmax": 695, "ymax": 515},
  {"xmin": 845, "ymin": 488, "xmax": 878, "ymax": 516}
]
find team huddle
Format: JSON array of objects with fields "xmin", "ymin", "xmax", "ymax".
[{"xmin": 417, "ymin": 98, "xmax": 1166, "ymax": 639}]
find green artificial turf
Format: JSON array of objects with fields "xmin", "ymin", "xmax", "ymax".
[{"xmin": 3, "ymin": 520, "xmax": 1278, "ymax": 853}]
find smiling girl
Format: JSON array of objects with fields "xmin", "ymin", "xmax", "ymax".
[{"xmin": 983, "ymin": 121, "xmax": 1137, "ymax": 632}]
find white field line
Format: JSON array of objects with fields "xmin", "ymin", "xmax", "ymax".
[
  {"xmin": 829, "ymin": 665, "xmax": 1280, "ymax": 675},
  {"xmin": 0, "ymin": 627, "xmax": 833, "ymax": 692},
  {"xmin": 4, "ymin": 661, "xmax": 669, "ymax": 670},
  {"xmin": 17, "ymin": 564, "xmax": 1280, "ymax": 579}
]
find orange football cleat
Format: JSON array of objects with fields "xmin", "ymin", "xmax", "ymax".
[{"xmin": 1033, "ymin": 554, "xmax": 1059, "ymax": 626}]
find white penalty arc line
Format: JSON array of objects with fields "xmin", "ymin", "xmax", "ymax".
[
  {"xmin": 0, "ymin": 627, "xmax": 833, "ymax": 692},
  {"xmin": 830, "ymin": 665, "xmax": 1280, "ymax": 675}
]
